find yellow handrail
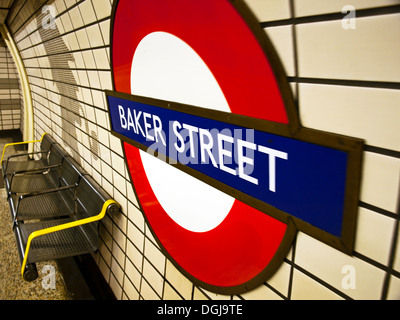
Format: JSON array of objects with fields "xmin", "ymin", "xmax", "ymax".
[
  {"xmin": 0, "ymin": 133, "xmax": 47, "ymax": 165},
  {"xmin": 21, "ymin": 199, "xmax": 119, "ymax": 279}
]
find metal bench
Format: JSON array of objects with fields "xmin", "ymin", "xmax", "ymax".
[
  {"xmin": 2, "ymin": 133, "xmax": 66, "ymax": 195},
  {"xmin": 2, "ymin": 133, "xmax": 55, "ymax": 177},
  {"xmin": 1, "ymin": 133, "xmax": 119, "ymax": 281}
]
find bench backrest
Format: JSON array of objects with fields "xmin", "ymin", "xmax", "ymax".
[
  {"xmin": 48, "ymin": 143, "xmax": 68, "ymax": 167},
  {"xmin": 43, "ymin": 143, "xmax": 70, "ymax": 187},
  {"xmin": 43, "ymin": 140, "xmax": 118, "ymax": 228},
  {"xmin": 59, "ymin": 156, "xmax": 86, "ymax": 186},
  {"xmin": 54, "ymin": 156, "xmax": 84, "ymax": 205},
  {"xmin": 76, "ymin": 175, "xmax": 109, "ymax": 219},
  {"xmin": 39, "ymin": 134, "xmax": 56, "ymax": 163}
]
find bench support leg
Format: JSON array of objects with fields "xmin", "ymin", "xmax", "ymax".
[{"xmin": 14, "ymin": 222, "xmax": 38, "ymax": 281}]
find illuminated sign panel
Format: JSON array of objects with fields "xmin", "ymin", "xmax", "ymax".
[
  {"xmin": 109, "ymin": 0, "xmax": 364, "ymax": 294},
  {"xmin": 108, "ymin": 92, "xmax": 349, "ymax": 238}
]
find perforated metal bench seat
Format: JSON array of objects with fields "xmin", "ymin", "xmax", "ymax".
[
  {"xmin": 16, "ymin": 217, "xmax": 99, "ymax": 264},
  {"xmin": 1, "ymin": 133, "xmax": 119, "ymax": 282},
  {"xmin": 6, "ymin": 169, "xmax": 60, "ymax": 195},
  {"xmin": 10, "ymin": 187, "xmax": 75, "ymax": 221},
  {"xmin": 14, "ymin": 173, "xmax": 119, "ymax": 281},
  {"xmin": 4, "ymin": 141, "xmax": 69, "ymax": 195},
  {"xmin": 7, "ymin": 156, "xmax": 83, "ymax": 222},
  {"xmin": 2, "ymin": 133, "xmax": 56, "ymax": 177},
  {"xmin": 4, "ymin": 158, "xmax": 47, "ymax": 175}
]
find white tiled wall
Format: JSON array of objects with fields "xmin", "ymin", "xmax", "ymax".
[
  {"xmin": 245, "ymin": 0, "xmax": 291, "ymax": 21},
  {"xmin": 355, "ymin": 207, "xmax": 395, "ymax": 265},
  {"xmin": 299, "ymin": 84, "xmax": 400, "ymax": 151},
  {"xmin": 294, "ymin": 0, "xmax": 400, "ymax": 16},
  {"xmin": 6, "ymin": 0, "xmax": 400, "ymax": 300},
  {"xmin": 296, "ymin": 14, "xmax": 400, "ymax": 82},
  {"xmin": 296, "ymin": 232, "xmax": 388, "ymax": 300},
  {"xmin": 361, "ymin": 153, "xmax": 400, "ymax": 213}
]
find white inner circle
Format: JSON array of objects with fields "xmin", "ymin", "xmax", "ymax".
[{"xmin": 131, "ymin": 31, "xmax": 235, "ymax": 233}]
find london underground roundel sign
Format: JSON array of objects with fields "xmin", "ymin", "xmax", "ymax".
[{"xmin": 108, "ymin": 0, "xmax": 364, "ymax": 294}]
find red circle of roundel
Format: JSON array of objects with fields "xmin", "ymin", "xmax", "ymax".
[{"xmin": 112, "ymin": 0, "xmax": 295, "ymax": 293}]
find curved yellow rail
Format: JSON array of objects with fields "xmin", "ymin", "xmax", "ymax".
[
  {"xmin": 21, "ymin": 199, "xmax": 119, "ymax": 279},
  {"xmin": 0, "ymin": 133, "xmax": 47, "ymax": 165}
]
